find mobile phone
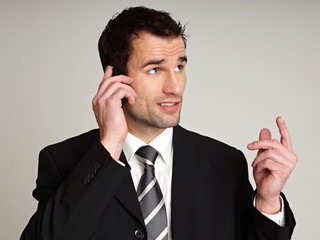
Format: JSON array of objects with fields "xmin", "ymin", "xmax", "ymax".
[
  {"xmin": 112, "ymin": 67, "xmax": 122, "ymax": 77},
  {"xmin": 112, "ymin": 67, "xmax": 128, "ymax": 106}
]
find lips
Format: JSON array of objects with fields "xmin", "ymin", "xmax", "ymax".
[
  {"xmin": 159, "ymin": 103, "xmax": 176, "ymax": 107},
  {"xmin": 157, "ymin": 101, "xmax": 180, "ymax": 112}
]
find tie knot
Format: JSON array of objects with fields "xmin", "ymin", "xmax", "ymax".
[{"xmin": 136, "ymin": 145, "xmax": 158, "ymax": 165}]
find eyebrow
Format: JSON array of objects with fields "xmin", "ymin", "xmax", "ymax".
[
  {"xmin": 142, "ymin": 59, "xmax": 165, "ymax": 69},
  {"xmin": 179, "ymin": 56, "xmax": 188, "ymax": 63},
  {"xmin": 141, "ymin": 55, "xmax": 188, "ymax": 69}
]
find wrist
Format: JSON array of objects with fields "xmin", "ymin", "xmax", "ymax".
[
  {"xmin": 255, "ymin": 194, "xmax": 282, "ymax": 214},
  {"xmin": 100, "ymin": 137, "xmax": 124, "ymax": 160}
]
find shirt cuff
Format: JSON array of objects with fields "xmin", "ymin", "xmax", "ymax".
[{"xmin": 253, "ymin": 195, "xmax": 286, "ymax": 227}]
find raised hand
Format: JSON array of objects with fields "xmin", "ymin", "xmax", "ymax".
[
  {"xmin": 92, "ymin": 66, "xmax": 137, "ymax": 160},
  {"xmin": 247, "ymin": 117, "xmax": 298, "ymax": 214}
]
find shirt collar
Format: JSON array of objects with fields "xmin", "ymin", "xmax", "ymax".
[{"xmin": 123, "ymin": 127, "xmax": 173, "ymax": 165}]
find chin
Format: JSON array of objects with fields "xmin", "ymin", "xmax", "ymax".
[{"xmin": 153, "ymin": 117, "xmax": 180, "ymax": 129}]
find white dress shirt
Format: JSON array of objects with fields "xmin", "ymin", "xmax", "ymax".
[
  {"xmin": 120, "ymin": 127, "xmax": 284, "ymax": 240},
  {"xmin": 123, "ymin": 128, "xmax": 174, "ymax": 239}
]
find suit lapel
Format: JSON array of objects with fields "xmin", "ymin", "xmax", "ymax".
[
  {"xmin": 92, "ymin": 127, "xmax": 212, "ymax": 233},
  {"xmin": 91, "ymin": 133, "xmax": 145, "ymax": 226},
  {"xmin": 115, "ymin": 151, "xmax": 145, "ymax": 227},
  {"xmin": 171, "ymin": 126, "xmax": 211, "ymax": 238}
]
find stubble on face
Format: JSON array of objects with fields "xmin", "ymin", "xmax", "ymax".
[
  {"xmin": 123, "ymin": 96, "xmax": 182, "ymax": 130},
  {"xmin": 123, "ymin": 32, "xmax": 187, "ymax": 140}
]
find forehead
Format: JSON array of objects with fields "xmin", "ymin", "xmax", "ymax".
[{"xmin": 129, "ymin": 32, "xmax": 186, "ymax": 63}]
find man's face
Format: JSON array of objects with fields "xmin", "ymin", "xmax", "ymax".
[{"xmin": 124, "ymin": 32, "xmax": 187, "ymax": 136}]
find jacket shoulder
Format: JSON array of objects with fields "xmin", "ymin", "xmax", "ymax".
[
  {"xmin": 43, "ymin": 129, "xmax": 99, "ymax": 153},
  {"xmin": 174, "ymin": 125, "xmax": 240, "ymax": 154},
  {"xmin": 40, "ymin": 129, "xmax": 100, "ymax": 176}
]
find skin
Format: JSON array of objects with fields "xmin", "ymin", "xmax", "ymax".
[
  {"xmin": 124, "ymin": 33, "xmax": 187, "ymax": 141},
  {"xmin": 248, "ymin": 116, "xmax": 298, "ymax": 214},
  {"xmin": 92, "ymin": 32, "xmax": 186, "ymax": 160},
  {"xmin": 92, "ymin": 32, "xmax": 297, "ymax": 215}
]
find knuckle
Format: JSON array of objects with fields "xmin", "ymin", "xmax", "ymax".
[
  {"xmin": 286, "ymin": 164, "xmax": 294, "ymax": 173},
  {"xmin": 280, "ymin": 167, "xmax": 289, "ymax": 176},
  {"xmin": 288, "ymin": 152, "xmax": 298, "ymax": 163},
  {"xmin": 283, "ymin": 160, "xmax": 295, "ymax": 172},
  {"xmin": 265, "ymin": 148, "xmax": 272, "ymax": 156},
  {"xmin": 263, "ymin": 152, "xmax": 269, "ymax": 160},
  {"xmin": 264, "ymin": 149, "xmax": 273, "ymax": 159},
  {"xmin": 96, "ymin": 98, "xmax": 105, "ymax": 106},
  {"xmin": 92, "ymin": 99, "xmax": 97, "ymax": 107},
  {"xmin": 265, "ymin": 158, "xmax": 273, "ymax": 165},
  {"xmin": 287, "ymin": 164, "xmax": 294, "ymax": 172}
]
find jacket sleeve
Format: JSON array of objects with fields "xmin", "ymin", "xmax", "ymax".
[
  {"xmin": 20, "ymin": 142, "xmax": 129, "ymax": 240},
  {"xmin": 236, "ymin": 150, "xmax": 296, "ymax": 240}
]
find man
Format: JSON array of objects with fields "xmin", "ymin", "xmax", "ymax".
[{"xmin": 21, "ymin": 6, "xmax": 297, "ymax": 240}]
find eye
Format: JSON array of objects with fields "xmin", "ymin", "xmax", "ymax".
[
  {"xmin": 174, "ymin": 65, "xmax": 184, "ymax": 72},
  {"xmin": 148, "ymin": 68, "xmax": 158, "ymax": 74}
]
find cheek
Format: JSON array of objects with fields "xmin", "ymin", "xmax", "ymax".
[
  {"xmin": 133, "ymin": 80, "xmax": 159, "ymax": 98},
  {"xmin": 182, "ymin": 78, "xmax": 186, "ymax": 88},
  {"xmin": 180, "ymin": 75, "xmax": 187, "ymax": 92},
  {"xmin": 132, "ymin": 86, "xmax": 150, "ymax": 106}
]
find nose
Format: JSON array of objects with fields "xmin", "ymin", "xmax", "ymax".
[{"xmin": 162, "ymin": 70, "xmax": 184, "ymax": 95}]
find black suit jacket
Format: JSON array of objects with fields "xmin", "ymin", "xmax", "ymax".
[{"xmin": 21, "ymin": 126, "xmax": 295, "ymax": 240}]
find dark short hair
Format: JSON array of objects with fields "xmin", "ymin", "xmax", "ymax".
[{"xmin": 98, "ymin": 6, "xmax": 187, "ymax": 74}]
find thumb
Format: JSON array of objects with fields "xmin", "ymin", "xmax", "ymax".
[{"xmin": 258, "ymin": 128, "xmax": 272, "ymax": 154}]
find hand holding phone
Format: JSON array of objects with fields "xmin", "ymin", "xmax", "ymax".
[{"xmin": 92, "ymin": 66, "xmax": 137, "ymax": 160}]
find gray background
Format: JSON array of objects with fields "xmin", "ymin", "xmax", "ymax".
[{"xmin": 1, "ymin": 0, "xmax": 319, "ymax": 239}]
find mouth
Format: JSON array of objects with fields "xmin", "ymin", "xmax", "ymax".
[
  {"xmin": 158, "ymin": 102, "xmax": 177, "ymax": 107},
  {"xmin": 157, "ymin": 101, "xmax": 180, "ymax": 112}
]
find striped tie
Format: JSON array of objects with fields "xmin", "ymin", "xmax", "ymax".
[{"xmin": 136, "ymin": 146, "xmax": 168, "ymax": 240}]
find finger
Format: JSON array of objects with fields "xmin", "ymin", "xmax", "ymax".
[
  {"xmin": 100, "ymin": 65, "xmax": 131, "ymax": 88},
  {"xmin": 254, "ymin": 158, "xmax": 281, "ymax": 173},
  {"xmin": 259, "ymin": 128, "xmax": 272, "ymax": 140},
  {"xmin": 94, "ymin": 83, "xmax": 137, "ymax": 106},
  {"xmin": 99, "ymin": 82, "xmax": 136, "ymax": 100},
  {"xmin": 258, "ymin": 128, "xmax": 272, "ymax": 155},
  {"xmin": 103, "ymin": 65, "xmax": 113, "ymax": 79},
  {"xmin": 247, "ymin": 139, "xmax": 284, "ymax": 151},
  {"xmin": 276, "ymin": 116, "xmax": 293, "ymax": 150},
  {"xmin": 100, "ymin": 73, "xmax": 133, "ymax": 89},
  {"xmin": 251, "ymin": 148, "xmax": 283, "ymax": 168},
  {"xmin": 112, "ymin": 84, "xmax": 137, "ymax": 105},
  {"xmin": 109, "ymin": 87, "xmax": 137, "ymax": 106},
  {"xmin": 96, "ymin": 75, "xmax": 134, "ymax": 99},
  {"xmin": 97, "ymin": 66, "xmax": 114, "ymax": 94},
  {"xmin": 253, "ymin": 157, "xmax": 294, "ymax": 182}
]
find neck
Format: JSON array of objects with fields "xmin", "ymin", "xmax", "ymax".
[{"xmin": 127, "ymin": 124, "xmax": 166, "ymax": 143}]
